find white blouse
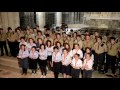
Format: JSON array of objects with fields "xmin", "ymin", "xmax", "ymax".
[
  {"xmin": 29, "ymin": 51, "xmax": 39, "ymax": 59},
  {"xmin": 27, "ymin": 43, "xmax": 36, "ymax": 51},
  {"xmin": 82, "ymin": 59, "xmax": 93, "ymax": 70},
  {"xmin": 46, "ymin": 46, "xmax": 53, "ymax": 56},
  {"xmin": 52, "ymin": 52, "xmax": 62, "ymax": 62},
  {"xmin": 83, "ymin": 53, "xmax": 94, "ymax": 61},
  {"xmin": 39, "ymin": 49, "xmax": 47, "ymax": 60},
  {"xmin": 62, "ymin": 54, "xmax": 71, "ymax": 66},
  {"xmin": 71, "ymin": 58, "xmax": 82, "ymax": 69},
  {"xmin": 69, "ymin": 49, "xmax": 83, "ymax": 59},
  {"xmin": 19, "ymin": 42, "xmax": 28, "ymax": 48},
  {"xmin": 18, "ymin": 50, "xmax": 29, "ymax": 59}
]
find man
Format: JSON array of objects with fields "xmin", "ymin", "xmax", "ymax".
[
  {"xmin": 105, "ymin": 37, "xmax": 120, "ymax": 77},
  {"xmin": 0, "ymin": 28, "xmax": 8, "ymax": 56},
  {"xmin": 93, "ymin": 36, "xmax": 107, "ymax": 73}
]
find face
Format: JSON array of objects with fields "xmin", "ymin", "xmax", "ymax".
[
  {"xmin": 74, "ymin": 33, "xmax": 77, "ymax": 37},
  {"xmin": 47, "ymin": 41, "xmax": 51, "ymax": 46},
  {"xmin": 41, "ymin": 45, "xmax": 45, "ymax": 50},
  {"xmin": 77, "ymin": 31, "xmax": 81, "ymax": 35},
  {"xmin": 54, "ymin": 48, "xmax": 58, "ymax": 53},
  {"xmin": 9, "ymin": 29, "xmax": 12, "ymax": 33},
  {"xmin": 97, "ymin": 38, "xmax": 101, "ymax": 43},
  {"xmin": 29, "ymin": 39, "xmax": 33, "ymax": 43},
  {"xmin": 21, "ymin": 46, "xmax": 25, "ymax": 50},
  {"xmin": 38, "ymin": 32, "xmax": 42, "ymax": 36},
  {"xmin": 95, "ymin": 32, "xmax": 99, "ymax": 36},
  {"xmin": 74, "ymin": 44, "xmax": 79, "ymax": 49},
  {"xmin": 17, "ymin": 29, "xmax": 20, "ymax": 34},
  {"xmin": 38, "ymin": 39, "xmax": 42, "ymax": 44},
  {"xmin": 57, "ymin": 34, "xmax": 60, "ymax": 39},
  {"xmin": 26, "ymin": 30, "xmax": 30, "ymax": 34},
  {"xmin": 31, "ymin": 48, "xmax": 36, "ymax": 52},
  {"xmin": 77, "ymin": 36, "xmax": 80, "ymax": 40},
  {"xmin": 85, "ymin": 54, "xmax": 90, "ymax": 59},
  {"xmin": 21, "ymin": 39, "xmax": 25, "ymax": 42},
  {"xmin": 57, "ymin": 43, "xmax": 60, "ymax": 47},
  {"xmin": 65, "ymin": 44, "xmax": 69, "ymax": 49},
  {"xmin": 74, "ymin": 54, "xmax": 79, "ymax": 60},
  {"xmin": 86, "ymin": 48, "xmax": 90, "ymax": 53},
  {"xmin": 86, "ymin": 36, "xmax": 90, "ymax": 40},
  {"xmin": 111, "ymin": 39, "xmax": 115, "ymax": 44},
  {"xmin": 63, "ymin": 50, "xmax": 68, "ymax": 55}
]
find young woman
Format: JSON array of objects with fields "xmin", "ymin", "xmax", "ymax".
[
  {"xmin": 83, "ymin": 47, "xmax": 94, "ymax": 61},
  {"xmin": 71, "ymin": 53, "xmax": 82, "ymax": 78},
  {"xmin": 64, "ymin": 43, "xmax": 71, "ymax": 52},
  {"xmin": 27, "ymin": 38, "xmax": 36, "ymax": 51},
  {"xmin": 29, "ymin": 46, "xmax": 38, "ymax": 74},
  {"xmin": 52, "ymin": 46, "xmax": 62, "ymax": 78},
  {"xmin": 61, "ymin": 48, "xmax": 71, "ymax": 78},
  {"xmin": 82, "ymin": 53, "xmax": 93, "ymax": 78},
  {"xmin": 17, "ymin": 44, "xmax": 29, "ymax": 75},
  {"xmin": 69, "ymin": 43, "xmax": 83, "ymax": 59},
  {"xmin": 19, "ymin": 37, "xmax": 28, "ymax": 48},
  {"xmin": 55, "ymin": 41, "xmax": 64, "ymax": 54},
  {"xmin": 38, "ymin": 44, "xmax": 48, "ymax": 78},
  {"xmin": 36, "ymin": 38, "xmax": 43, "ymax": 51},
  {"xmin": 46, "ymin": 40, "xmax": 54, "ymax": 71}
]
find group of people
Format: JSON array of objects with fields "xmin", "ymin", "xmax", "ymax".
[{"xmin": 0, "ymin": 25, "xmax": 120, "ymax": 78}]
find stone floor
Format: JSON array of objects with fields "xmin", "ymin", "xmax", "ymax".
[
  {"xmin": 0, "ymin": 65, "xmax": 120, "ymax": 78},
  {"xmin": 0, "ymin": 56, "xmax": 120, "ymax": 78}
]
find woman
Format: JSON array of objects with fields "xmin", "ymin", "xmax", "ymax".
[
  {"xmin": 61, "ymin": 48, "xmax": 71, "ymax": 78},
  {"xmin": 36, "ymin": 38, "xmax": 43, "ymax": 51},
  {"xmin": 17, "ymin": 44, "xmax": 29, "ymax": 75},
  {"xmin": 71, "ymin": 53, "xmax": 82, "ymax": 78},
  {"xmin": 83, "ymin": 47, "xmax": 94, "ymax": 61},
  {"xmin": 55, "ymin": 41, "xmax": 64, "ymax": 54},
  {"xmin": 52, "ymin": 46, "xmax": 62, "ymax": 78},
  {"xmin": 38, "ymin": 44, "xmax": 48, "ymax": 78},
  {"xmin": 27, "ymin": 38, "xmax": 36, "ymax": 51},
  {"xmin": 82, "ymin": 53, "xmax": 93, "ymax": 78},
  {"xmin": 46, "ymin": 40, "xmax": 54, "ymax": 71},
  {"xmin": 29, "ymin": 46, "xmax": 38, "ymax": 74},
  {"xmin": 69, "ymin": 43, "xmax": 83, "ymax": 59}
]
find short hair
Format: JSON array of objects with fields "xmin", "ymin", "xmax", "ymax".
[
  {"xmin": 98, "ymin": 36, "xmax": 102, "ymax": 40},
  {"xmin": 53, "ymin": 46, "xmax": 59, "ymax": 50},
  {"xmin": 40, "ymin": 44, "xmax": 46, "ymax": 49},
  {"xmin": 74, "ymin": 53, "xmax": 80, "ymax": 57},
  {"xmin": 31, "ymin": 46, "xmax": 37, "ymax": 50},
  {"xmin": 45, "ymin": 34, "xmax": 50, "ymax": 37},
  {"xmin": 110, "ymin": 37, "xmax": 116, "ymax": 40},
  {"xmin": 86, "ymin": 53, "xmax": 92, "ymax": 57},
  {"xmin": 20, "ymin": 37, "xmax": 25, "ymax": 40},
  {"xmin": 62, "ymin": 48, "xmax": 68, "ymax": 52}
]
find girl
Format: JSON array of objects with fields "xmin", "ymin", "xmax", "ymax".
[
  {"xmin": 61, "ymin": 48, "xmax": 71, "ymax": 78},
  {"xmin": 29, "ymin": 46, "xmax": 38, "ymax": 74},
  {"xmin": 46, "ymin": 40, "xmax": 54, "ymax": 71},
  {"xmin": 82, "ymin": 53, "xmax": 93, "ymax": 78},
  {"xmin": 17, "ymin": 44, "xmax": 29, "ymax": 75},
  {"xmin": 71, "ymin": 53, "xmax": 82, "ymax": 78},
  {"xmin": 38, "ymin": 44, "xmax": 48, "ymax": 78},
  {"xmin": 52, "ymin": 46, "xmax": 62, "ymax": 78}
]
